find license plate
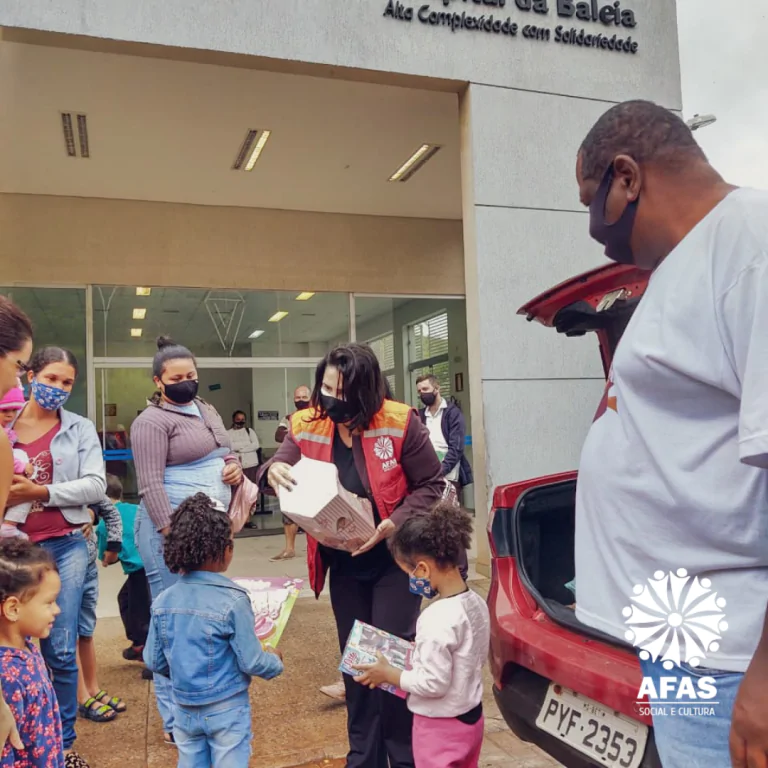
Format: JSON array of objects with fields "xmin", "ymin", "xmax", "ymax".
[{"xmin": 536, "ymin": 684, "xmax": 648, "ymax": 768}]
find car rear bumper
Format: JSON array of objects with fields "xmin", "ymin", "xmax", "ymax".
[{"xmin": 493, "ymin": 666, "xmax": 662, "ymax": 768}]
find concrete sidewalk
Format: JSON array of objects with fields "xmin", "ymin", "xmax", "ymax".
[{"xmin": 81, "ymin": 535, "xmax": 559, "ymax": 767}]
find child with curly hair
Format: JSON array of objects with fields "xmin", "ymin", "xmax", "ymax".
[
  {"xmin": 0, "ymin": 538, "xmax": 64, "ymax": 768},
  {"xmin": 143, "ymin": 493, "xmax": 283, "ymax": 767},
  {"xmin": 353, "ymin": 502, "xmax": 490, "ymax": 768}
]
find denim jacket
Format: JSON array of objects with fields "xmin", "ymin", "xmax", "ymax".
[
  {"xmin": 11, "ymin": 409, "xmax": 107, "ymax": 527},
  {"xmin": 144, "ymin": 571, "xmax": 283, "ymax": 707}
]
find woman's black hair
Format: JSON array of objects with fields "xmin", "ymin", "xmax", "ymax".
[
  {"xmin": 152, "ymin": 335, "xmax": 196, "ymax": 379},
  {"xmin": 311, "ymin": 343, "xmax": 387, "ymax": 430},
  {"xmin": 163, "ymin": 493, "xmax": 232, "ymax": 574},
  {"xmin": 29, "ymin": 346, "xmax": 79, "ymax": 377},
  {"xmin": 0, "ymin": 539, "xmax": 57, "ymax": 604},
  {"xmin": 389, "ymin": 501, "xmax": 473, "ymax": 568},
  {"xmin": 0, "ymin": 296, "xmax": 33, "ymax": 358}
]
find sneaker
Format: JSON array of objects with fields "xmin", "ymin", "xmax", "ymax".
[
  {"xmin": 319, "ymin": 680, "xmax": 346, "ymax": 701},
  {"xmin": 122, "ymin": 645, "xmax": 144, "ymax": 661}
]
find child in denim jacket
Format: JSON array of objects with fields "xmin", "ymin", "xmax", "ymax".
[{"xmin": 144, "ymin": 493, "xmax": 283, "ymax": 767}]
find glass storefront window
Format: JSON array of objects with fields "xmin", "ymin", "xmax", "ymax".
[
  {"xmin": 96, "ymin": 363, "xmax": 315, "ymax": 528},
  {"xmin": 355, "ymin": 296, "xmax": 473, "ymax": 508},
  {"xmin": 0, "ymin": 287, "xmax": 88, "ymax": 416},
  {"xmin": 94, "ymin": 286, "xmax": 350, "ymax": 358},
  {"xmin": 354, "ymin": 297, "xmax": 468, "ymax": 408}
]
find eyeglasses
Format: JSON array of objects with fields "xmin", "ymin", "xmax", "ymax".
[{"xmin": 15, "ymin": 360, "xmax": 30, "ymax": 374}]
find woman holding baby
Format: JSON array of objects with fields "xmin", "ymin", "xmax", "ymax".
[{"xmin": 259, "ymin": 342, "xmax": 445, "ymax": 768}]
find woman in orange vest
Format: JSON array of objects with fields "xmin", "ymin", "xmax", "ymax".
[{"xmin": 260, "ymin": 343, "xmax": 445, "ymax": 768}]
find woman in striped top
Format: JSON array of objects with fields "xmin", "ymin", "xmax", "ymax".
[{"xmin": 131, "ymin": 336, "xmax": 242, "ymax": 747}]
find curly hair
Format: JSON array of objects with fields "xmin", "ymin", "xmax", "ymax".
[
  {"xmin": 389, "ymin": 501, "xmax": 473, "ymax": 569},
  {"xmin": 0, "ymin": 539, "xmax": 56, "ymax": 604},
  {"xmin": 579, "ymin": 100, "xmax": 706, "ymax": 182},
  {"xmin": 163, "ymin": 493, "xmax": 233, "ymax": 574}
]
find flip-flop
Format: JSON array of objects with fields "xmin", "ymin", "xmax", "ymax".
[
  {"xmin": 95, "ymin": 689, "xmax": 127, "ymax": 713},
  {"xmin": 78, "ymin": 698, "xmax": 117, "ymax": 722},
  {"xmin": 269, "ymin": 552, "xmax": 295, "ymax": 562}
]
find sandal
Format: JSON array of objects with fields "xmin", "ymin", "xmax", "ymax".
[
  {"xmin": 164, "ymin": 732, "xmax": 176, "ymax": 747},
  {"xmin": 65, "ymin": 752, "xmax": 91, "ymax": 768},
  {"xmin": 78, "ymin": 699, "xmax": 116, "ymax": 723},
  {"xmin": 95, "ymin": 689, "xmax": 127, "ymax": 713}
]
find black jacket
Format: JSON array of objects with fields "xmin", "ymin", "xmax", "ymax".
[{"xmin": 418, "ymin": 401, "xmax": 474, "ymax": 488}]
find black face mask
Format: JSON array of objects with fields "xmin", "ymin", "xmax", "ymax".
[
  {"xmin": 163, "ymin": 379, "xmax": 199, "ymax": 405},
  {"xmin": 233, "ymin": 421, "xmax": 246, "ymax": 430},
  {"xmin": 420, "ymin": 392, "xmax": 437, "ymax": 407},
  {"xmin": 589, "ymin": 164, "xmax": 640, "ymax": 265},
  {"xmin": 294, "ymin": 400, "xmax": 310, "ymax": 411},
  {"xmin": 320, "ymin": 394, "xmax": 356, "ymax": 425}
]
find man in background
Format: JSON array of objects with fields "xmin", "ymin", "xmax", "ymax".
[
  {"xmin": 416, "ymin": 374, "xmax": 472, "ymax": 498},
  {"xmin": 271, "ymin": 385, "xmax": 311, "ymax": 562}
]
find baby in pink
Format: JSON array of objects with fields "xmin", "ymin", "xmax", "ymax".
[{"xmin": 0, "ymin": 385, "xmax": 31, "ymax": 539}]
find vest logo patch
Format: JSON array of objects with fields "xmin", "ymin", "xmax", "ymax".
[
  {"xmin": 381, "ymin": 458, "xmax": 398, "ymax": 473},
  {"xmin": 373, "ymin": 436, "xmax": 395, "ymax": 461}
]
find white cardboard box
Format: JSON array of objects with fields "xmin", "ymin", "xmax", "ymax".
[{"xmin": 278, "ymin": 457, "xmax": 376, "ymax": 551}]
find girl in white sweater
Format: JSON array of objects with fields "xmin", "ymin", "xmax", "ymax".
[{"xmin": 354, "ymin": 501, "xmax": 490, "ymax": 768}]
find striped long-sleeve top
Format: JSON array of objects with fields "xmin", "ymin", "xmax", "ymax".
[{"xmin": 131, "ymin": 395, "xmax": 238, "ymax": 530}]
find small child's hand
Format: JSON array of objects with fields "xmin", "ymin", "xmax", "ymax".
[
  {"xmin": 24, "ymin": 463, "xmax": 33, "ymax": 478},
  {"xmin": 265, "ymin": 646, "xmax": 283, "ymax": 662},
  {"xmin": 102, "ymin": 551, "xmax": 119, "ymax": 567},
  {"xmin": 353, "ymin": 652, "xmax": 395, "ymax": 689}
]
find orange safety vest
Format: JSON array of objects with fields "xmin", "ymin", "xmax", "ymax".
[{"xmin": 290, "ymin": 400, "xmax": 413, "ymax": 596}]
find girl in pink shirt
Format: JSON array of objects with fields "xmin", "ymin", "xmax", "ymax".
[{"xmin": 354, "ymin": 502, "xmax": 490, "ymax": 768}]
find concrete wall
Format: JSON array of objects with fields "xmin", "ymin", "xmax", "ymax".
[
  {"xmin": 0, "ymin": 194, "xmax": 465, "ymax": 295},
  {"xmin": 0, "ymin": 1, "xmax": 682, "ymax": 108}
]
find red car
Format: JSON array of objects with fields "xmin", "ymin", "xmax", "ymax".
[{"xmin": 487, "ymin": 263, "xmax": 662, "ymax": 768}]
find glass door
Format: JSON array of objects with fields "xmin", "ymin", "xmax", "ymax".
[{"xmin": 95, "ymin": 363, "xmax": 316, "ymax": 531}]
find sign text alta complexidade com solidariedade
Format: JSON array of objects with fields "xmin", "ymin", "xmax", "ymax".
[{"xmin": 383, "ymin": 0, "xmax": 640, "ymax": 55}]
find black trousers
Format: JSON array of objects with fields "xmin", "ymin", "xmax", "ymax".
[
  {"xmin": 117, "ymin": 568, "xmax": 151, "ymax": 648},
  {"xmin": 330, "ymin": 562, "xmax": 422, "ymax": 768}
]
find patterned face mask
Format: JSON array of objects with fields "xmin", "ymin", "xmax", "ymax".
[
  {"xmin": 409, "ymin": 568, "xmax": 436, "ymax": 600},
  {"xmin": 30, "ymin": 379, "xmax": 71, "ymax": 412}
]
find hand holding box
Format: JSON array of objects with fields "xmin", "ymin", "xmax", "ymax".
[{"xmin": 278, "ymin": 457, "xmax": 376, "ymax": 551}]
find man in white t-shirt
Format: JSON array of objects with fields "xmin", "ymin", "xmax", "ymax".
[{"xmin": 574, "ymin": 100, "xmax": 768, "ymax": 767}]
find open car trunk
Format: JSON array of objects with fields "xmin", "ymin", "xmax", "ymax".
[
  {"xmin": 510, "ymin": 263, "xmax": 651, "ymax": 645},
  {"xmin": 514, "ymin": 478, "xmax": 629, "ymax": 647}
]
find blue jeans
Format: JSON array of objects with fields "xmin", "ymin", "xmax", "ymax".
[
  {"xmin": 173, "ymin": 691, "xmax": 252, "ymax": 768},
  {"xmin": 78, "ymin": 559, "xmax": 99, "ymax": 638},
  {"xmin": 39, "ymin": 531, "xmax": 89, "ymax": 750},
  {"xmin": 639, "ymin": 657, "xmax": 743, "ymax": 767},
  {"xmin": 135, "ymin": 506, "xmax": 180, "ymax": 733}
]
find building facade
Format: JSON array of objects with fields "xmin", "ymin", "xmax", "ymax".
[{"xmin": 0, "ymin": 1, "xmax": 681, "ymax": 561}]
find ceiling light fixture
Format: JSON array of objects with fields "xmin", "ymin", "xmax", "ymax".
[
  {"xmin": 136, "ymin": 287, "xmax": 151, "ymax": 296},
  {"xmin": 248, "ymin": 329, "xmax": 266, "ymax": 339},
  {"xmin": 130, "ymin": 328, "xmax": 142, "ymax": 338},
  {"xmin": 132, "ymin": 308, "xmax": 147, "ymax": 320},
  {"xmin": 232, "ymin": 129, "xmax": 272, "ymax": 171},
  {"xmin": 388, "ymin": 144, "xmax": 442, "ymax": 183},
  {"xmin": 295, "ymin": 292, "xmax": 315, "ymax": 301},
  {"xmin": 244, "ymin": 130, "xmax": 272, "ymax": 172},
  {"xmin": 268, "ymin": 311, "xmax": 288, "ymax": 323}
]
